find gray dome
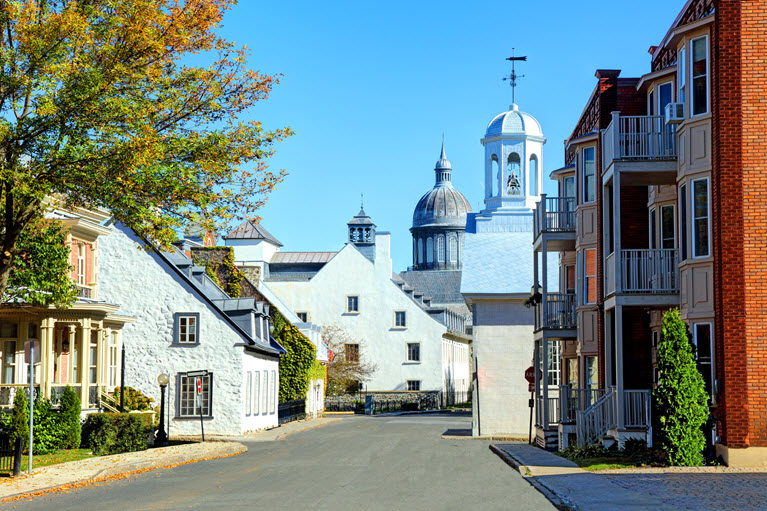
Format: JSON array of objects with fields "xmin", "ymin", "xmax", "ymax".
[
  {"xmin": 485, "ymin": 104, "xmax": 542, "ymax": 137},
  {"xmin": 412, "ymin": 186, "xmax": 472, "ymax": 229}
]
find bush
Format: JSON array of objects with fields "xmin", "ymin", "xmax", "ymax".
[
  {"xmin": 111, "ymin": 387, "xmax": 155, "ymax": 411},
  {"xmin": 653, "ymin": 308, "xmax": 709, "ymax": 466},
  {"xmin": 82, "ymin": 413, "xmax": 149, "ymax": 456},
  {"xmin": 32, "ymin": 397, "xmax": 60, "ymax": 455},
  {"xmin": 58, "ymin": 386, "xmax": 82, "ymax": 449},
  {"xmin": 560, "ymin": 444, "xmax": 610, "ymax": 460},
  {"xmin": 9, "ymin": 391, "xmax": 29, "ymax": 451}
]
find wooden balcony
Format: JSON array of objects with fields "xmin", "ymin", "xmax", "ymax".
[
  {"xmin": 602, "ymin": 112, "xmax": 677, "ymax": 185},
  {"xmin": 535, "ymin": 293, "xmax": 577, "ymax": 333},
  {"xmin": 533, "ymin": 195, "xmax": 576, "ymax": 252}
]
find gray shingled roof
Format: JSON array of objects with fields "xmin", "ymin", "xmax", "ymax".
[
  {"xmin": 399, "ymin": 270, "xmax": 466, "ymax": 306},
  {"xmin": 271, "ymin": 252, "xmax": 336, "ymax": 264},
  {"xmin": 224, "ymin": 220, "xmax": 282, "ymax": 246}
]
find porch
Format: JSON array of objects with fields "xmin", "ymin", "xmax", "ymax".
[
  {"xmin": 0, "ymin": 311, "xmax": 128, "ymax": 411},
  {"xmin": 533, "ymin": 195, "xmax": 576, "ymax": 252}
]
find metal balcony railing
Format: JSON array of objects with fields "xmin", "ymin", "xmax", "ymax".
[
  {"xmin": 534, "ymin": 196, "xmax": 576, "ymax": 239},
  {"xmin": 602, "ymin": 113, "xmax": 677, "ymax": 171},
  {"xmin": 535, "ymin": 293, "xmax": 577, "ymax": 330},
  {"xmin": 619, "ymin": 249, "xmax": 679, "ymax": 294}
]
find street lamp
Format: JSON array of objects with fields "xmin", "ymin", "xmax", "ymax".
[{"xmin": 155, "ymin": 373, "xmax": 170, "ymax": 446}]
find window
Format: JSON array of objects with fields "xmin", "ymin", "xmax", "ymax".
[
  {"xmin": 0, "ymin": 322, "xmax": 17, "ymax": 339},
  {"xmin": 583, "ymin": 147, "xmax": 596, "ymax": 203},
  {"xmin": 346, "ymin": 296, "xmax": 359, "ymax": 313},
  {"xmin": 691, "ymin": 36, "xmax": 708, "ymax": 116},
  {"xmin": 564, "ymin": 176, "xmax": 575, "ymax": 198},
  {"xmin": 394, "ymin": 311, "xmax": 407, "ymax": 328},
  {"xmin": 253, "ymin": 371, "xmax": 260, "ymax": 415},
  {"xmin": 678, "ymin": 46, "xmax": 686, "ymax": 106},
  {"xmin": 565, "ymin": 265, "xmax": 575, "ymax": 294},
  {"xmin": 407, "ymin": 380, "xmax": 421, "ymax": 391},
  {"xmin": 692, "ymin": 179, "xmax": 710, "ymax": 257},
  {"xmin": 407, "ymin": 342, "xmax": 420, "ymax": 362},
  {"xmin": 437, "ymin": 236, "xmax": 445, "ymax": 263},
  {"xmin": 178, "ymin": 372, "xmax": 212, "ymax": 418},
  {"xmin": 426, "ymin": 237, "xmax": 433, "ymax": 263},
  {"xmin": 680, "ymin": 184, "xmax": 688, "ymax": 261},
  {"xmin": 489, "ymin": 155, "xmax": 499, "ymax": 197},
  {"xmin": 585, "ymin": 356, "xmax": 598, "ymax": 390},
  {"xmin": 345, "ymin": 343, "xmax": 360, "ymax": 363},
  {"xmin": 417, "ymin": 239, "xmax": 424, "ymax": 264},
  {"xmin": 245, "ymin": 372, "xmax": 252, "ymax": 416},
  {"xmin": 693, "ymin": 323, "xmax": 714, "ymax": 402},
  {"xmin": 2, "ymin": 341, "xmax": 15, "ymax": 384},
  {"xmin": 297, "ymin": 312, "xmax": 308, "ymax": 323},
  {"xmin": 529, "ymin": 155, "xmax": 539, "ymax": 196},
  {"xmin": 174, "ymin": 313, "xmax": 199, "ymax": 344},
  {"xmin": 507, "ymin": 153, "xmax": 521, "ymax": 195},
  {"xmin": 270, "ymin": 371, "xmax": 276, "ymax": 414},
  {"xmin": 546, "ymin": 342, "xmax": 560, "ymax": 386},
  {"xmin": 89, "ymin": 332, "xmax": 98, "ymax": 385},
  {"xmin": 28, "ymin": 323, "xmax": 37, "ymax": 339},
  {"xmin": 648, "ymin": 89, "xmax": 655, "ymax": 115},
  {"xmin": 261, "ymin": 371, "xmax": 268, "ymax": 415},
  {"xmin": 650, "ymin": 208, "xmax": 657, "ymax": 249},
  {"xmin": 108, "ymin": 331, "xmax": 119, "ymax": 388},
  {"xmin": 583, "ymin": 249, "xmax": 596, "ymax": 304},
  {"xmin": 449, "ymin": 237, "xmax": 458, "ymax": 263},
  {"xmin": 658, "ymin": 82, "xmax": 673, "ymax": 119},
  {"xmin": 567, "ymin": 358, "xmax": 578, "ymax": 387},
  {"xmin": 661, "ymin": 205, "xmax": 675, "ymax": 249},
  {"xmin": 77, "ymin": 243, "xmax": 86, "ymax": 285}
]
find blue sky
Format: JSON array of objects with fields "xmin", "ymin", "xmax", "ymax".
[{"xmin": 221, "ymin": 0, "xmax": 684, "ymax": 272}]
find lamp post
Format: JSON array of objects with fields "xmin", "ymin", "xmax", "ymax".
[{"xmin": 156, "ymin": 373, "xmax": 170, "ymax": 446}]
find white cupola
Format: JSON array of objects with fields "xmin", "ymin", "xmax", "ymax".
[{"xmin": 480, "ymin": 103, "xmax": 546, "ymax": 212}]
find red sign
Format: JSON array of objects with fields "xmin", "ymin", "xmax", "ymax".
[
  {"xmin": 529, "ymin": 382, "xmax": 535, "ymax": 393},
  {"xmin": 196, "ymin": 378, "xmax": 202, "ymax": 395},
  {"xmin": 525, "ymin": 366, "xmax": 536, "ymax": 384}
]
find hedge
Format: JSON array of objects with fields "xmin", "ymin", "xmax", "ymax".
[
  {"xmin": 82, "ymin": 413, "xmax": 150, "ymax": 456},
  {"xmin": 274, "ymin": 309, "xmax": 318, "ymax": 402}
]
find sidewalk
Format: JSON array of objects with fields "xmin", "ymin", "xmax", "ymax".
[
  {"xmin": 492, "ymin": 443, "xmax": 767, "ymax": 511},
  {"xmin": 0, "ymin": 416, "xmax": 340, "ymax": 502}
]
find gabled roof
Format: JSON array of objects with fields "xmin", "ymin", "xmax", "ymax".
[
  {"xmin": 224, "ymin": 220, "xmax": 282, "ymax": 246},
  {"xmin": 271, "ymin": 251, "xmax": 337, "ymax": 264}
]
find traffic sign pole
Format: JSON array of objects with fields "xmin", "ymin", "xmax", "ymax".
[{"xmin": 197, "ymin": 378, "xmax": 205, "ymax": 442}]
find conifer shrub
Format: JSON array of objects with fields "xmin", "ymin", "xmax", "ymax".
[
  {"xmin": 653, "ymin": 308, "xmax": 709, "ymax": 466},
  {"xmin": 82, "ymin": 413, "xmax": 149, "ymax": 456},
  {"xmin": 9, "ymin": 391, "xmax": 29, "ymax": 451},
  {"xmin": 32, "ymin": 397, "xmax": 60, "ymax": 455},
  {"xmin": 58, "ymin": 385, "xmax": 82, "ymax": 449}
]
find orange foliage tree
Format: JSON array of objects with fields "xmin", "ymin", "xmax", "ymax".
[{"xmin": 0, "ymin": 0, "xmax": 291, "ymax": 301}]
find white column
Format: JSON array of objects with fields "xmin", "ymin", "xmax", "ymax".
[
  {"xmin": 615, "ymin": 305, "xmax": 624, "ymax": 430},
  {"xmin": 614, "ymin": 171, "xmax": 622, "ymax": 292},
  {"xmin": 605, "ymin": 311, "xmax": 613, "ymax": 387},
  {"xmin": 79, "ymin": 319, "xmax": 91, "ymax": 406}
]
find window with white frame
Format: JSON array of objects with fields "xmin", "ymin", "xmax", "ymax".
[
  {"xmin": 346, "ymin": 296, "xmax": 359, "ymax": 313},
  {"xmin": 2, "ymin": 340, "xmax": 15, "ymax": 384},
  {"xmin": 261, "ymin": 371, "xmax": 268, "ymax": 415},
  {"xmin": 661, "ymin": 205, "xmax": 675, "ymax": 249},
  {"xmin": 680, "ymin": 184, "xmax": 688, "ymax": 261},
  {"xmin": 89, "ymin": 331, "xmax": 98, "ymax": 385},
  {"xmin": 297, "ymin": 312, "xmax": 308, "ymax": 323},
  {"xmin": 426, "ymin": 237, "xmax": 433, "ymax": 263},
  {"xmin": 650, "ymin": 208, "xmax": 657, "ymax": 249},
  {"xmin": 583, "ymin": 249, "xmax": 596, "ymax": 304},
  {"xmin": 270, "ymin": 370, "xmax": 276, "ymax": 414},
  {"xmin": 394, "ymin": 311, "xmax": 406, "ymax": 328},
  {"xmin": 253, "ymin": 370, "xmax": 260, "ymax": 415},
  {"xmin": 417, "ymin": 239, "xmax": 424, "ymax": 264},
  {"xmin": 692, "ymin": 179, "xmax": 710, "ymax": 257},
  {"xmin": 407, "ymin": 342, "xmax": 420, "ymax": 362},
  {"xmin": 437, "ymin": 237, "xmax": 445, "ymax": 263},
  {"xmin": 77, "ymin": 243, "xmax": 86, "ymax": 286},
  {"xmin": 691, "ymin": 36, "xmax": 708, "ymax": 116},
  {"xmin": 174, "ymin": 313, "xmax": 199, "ymax": 344},
  {"xmin": 178, "ymin": 372, "xmax": 212, "ymax": 418},
  {"xmin": 407, "ymin": 380, "xmax": 421, "ymax": 391},
  {"xmin": 108, "ymin": 331, "xmax": 119, "ymax": 388},
  {"xmin": 583, "ymin": 147, "xmax": 596, "ymax": 203},
  {"xmin": 585, "ymin": 356, "xmax": 598, "ymax": 390},
  {"xmin": 693, "ymin": 323, "xmax": 714, "ymax": 402},
  {"xmin": 245, "ymin": 372, "xmax": 252, "ymax": 416},
  {"xmin": 678, "ymin": 46, "xmax": 686, "ymax": 106},
  {"xmin": 546, "ymin": 342, "xmax": 560, "ymax": 386}
]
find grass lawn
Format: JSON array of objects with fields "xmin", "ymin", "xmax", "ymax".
[
  {"xmin": 568, "ymin": 455, "xmax": 647, "ymax": 471},
  {"xmin": 0, "ymin": 449, "xmax": 94, "ymax": 475}
]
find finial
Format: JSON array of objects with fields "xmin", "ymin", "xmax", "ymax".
[
  {"xmin": 360, "ymin": 193, "xmax": 364, "ymax": 210},
  {"xmin": 440, "ymin": 134, "xmax": 447, "ymax": 161},
  {"xmin": 503, "ymin": 48, "xmax": 528, "ymax": 106}
]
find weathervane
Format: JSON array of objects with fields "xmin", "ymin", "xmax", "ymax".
[{"xmin": 503, "ymin": 48, "xmax": 527, "ymax": 105}]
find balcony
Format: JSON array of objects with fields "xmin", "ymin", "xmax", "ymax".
[
  {"xmin": 76, "ymin": 285, "xmax": 92, "ymax": 299},
  {"xmin": 602, "ymin": 112, "xmax": 677, "ymax": 184},
  {"xmin": 535, "ymin": 293, "xmax": 577, "ymax": 333},
  {"xmin": 605, "ymin": 249, "xmax": 679, "ymax": 301},
  {"xmin": 533, "ymin": 195, "xmax": 576, "ymax": 252}
]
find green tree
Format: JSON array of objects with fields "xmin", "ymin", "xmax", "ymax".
[
  {"xmin": 654, "ymin": 308, "xmax": 709, "ymax": 466},
  {"xmin": 322, "ymin": 325, "xmax": 377, "ymax": 397},
  {"xmin": 58, "ymin": 385, "xmax": 81, "ymax": 449},
  {"xmin": 0, "ymin": 0, "xmax": 291, "ymax": 302},
  {"xmin": 274, "ymin": 309, "xmax": 316, "ymax": 402},
  {"xmin": 9, "ymin": 390, "xmax": 29, "ymax": 451}
]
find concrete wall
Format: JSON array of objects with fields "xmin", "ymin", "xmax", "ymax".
[
  {"xmin": 98, "ymin": 224, "xmax": 279, "ymax": 436},
  {"xmin": 472, "ymin": 299, "xmax": 534, "ymax": 436}
]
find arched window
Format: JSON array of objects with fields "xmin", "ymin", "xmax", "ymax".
[
  {"xmin": 426, "ymin": 237, "xmax": 433, "ymax": 263},
  {"xmin": 437, "ymin": 236, "xmax": 445, "ymax": 263},
  {"xmin": 489, "ymin": 155, "xmax": 499, "ymax": 197},
  {"xmin": 418, "ymin": 238, "xmax": 424, "ymax": 264},
  {"xmin": 529, "ymin": 155, "xmax": 539, "ymax": 196},
  {"xmin": 449, "ymin": 237, "xmax": 458, "ymax": 263},
  {"xmin": 507, "ymin": 153, "xmax": 521, "ymax": 195}
]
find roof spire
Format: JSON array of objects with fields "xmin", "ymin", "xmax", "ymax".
[{"xmin": 434, "ymin": 136, "xmax": 452, "ymax": 185}]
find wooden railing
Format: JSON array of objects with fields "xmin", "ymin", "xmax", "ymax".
[
  {"xmin": 533, "ymin": 195, "xmax": 576, "ymax": 239},
  {"xmin": 624, "ymin": 389, "xmax": 652, "ymax": 430},
  {"xmin": 444, "ymin": 309, "xmax": 472, "ymax": 337},
  {"xmin": 576, "ymin": 386, "xmax": 616, "ymax": 447},
  {"xmin": 535, "ymin": 395, "xmax": 560, "ymax": 429},
  {"xmin": 558, "ymin": 386, "xmax": 606, "ymax": 423},
  {"xmin": 619, "ymin": 249, "xmax": 679, "ymax": 293},
  {"xmin": 602, "ymin": 113, "xmax": 677, "ymax": 171}
]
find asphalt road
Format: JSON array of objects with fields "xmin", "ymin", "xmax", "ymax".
[{"xmin": 9, "ymin": 412, "xmax": 555, "ymax": 511}]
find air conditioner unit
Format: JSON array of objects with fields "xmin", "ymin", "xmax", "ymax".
[{"xmin": 665, "ymin": 102, "xmax": 685, "ymax": 125}]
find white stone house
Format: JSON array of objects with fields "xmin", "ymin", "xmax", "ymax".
[
  {"xmin": 98, "ymin": 223, "xmax": 283, "ymax": 437},
  {"xmin": 226, "ymin": 210, "xmax": 471, "ymax": 398}
]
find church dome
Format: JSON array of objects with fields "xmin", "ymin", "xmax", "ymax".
[
  {"xmin": 485, "ymin": 104, "xmax": 542, "ymax": 137},
  {"xmin": 412, "ymin": 142, "xmax": 472, "ymax": 229}
]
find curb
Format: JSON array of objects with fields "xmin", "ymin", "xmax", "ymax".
[
  {"xmin": 0, "ymin": 443, "xmax": 247, "ymax": 502},
  {"xmin": 273, "ymin": 418, "xmax": 342, "ymax": 440},
  {"xmin": 489, "ymin": 445, "xmax": 575, "ymax": 511},
  {"xmin": 442, "ymin": 434, "xmax": 528, "ymax": 441}
]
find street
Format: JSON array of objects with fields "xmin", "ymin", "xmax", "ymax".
[{"xmin": 6, "ymin": 413, "xmax": 554, "ymax": 511}]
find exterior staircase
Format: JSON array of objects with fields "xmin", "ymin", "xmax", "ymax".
[{"xmin": 575, "ymin": 387, "xmax": 616, "ymax": 448}]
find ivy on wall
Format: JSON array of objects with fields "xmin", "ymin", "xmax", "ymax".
[
  {"xmin": 192, "ymin": 247, "xmax": 244, "ymax": 298},
  {"xmin": 273, "ymin": 309, "xmax": 319, "ymax": 402}
]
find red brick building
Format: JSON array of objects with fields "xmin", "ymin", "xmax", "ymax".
[{"xmin": 531, "ymin": 0, "xmax": 767, "ymax": 466}]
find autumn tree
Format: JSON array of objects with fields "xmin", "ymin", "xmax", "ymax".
[
  {"xmin": 0, "ymin": 0, "xmax": 291, "ymax": 303},
  {"xmin": 322, "ymin": 325, "xmax": 377, "ymax": 396}
]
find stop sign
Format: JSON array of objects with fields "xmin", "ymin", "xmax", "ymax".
[{"xmin": 525, "ymin": 366, "xmax": 536, "ymax": 384}]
